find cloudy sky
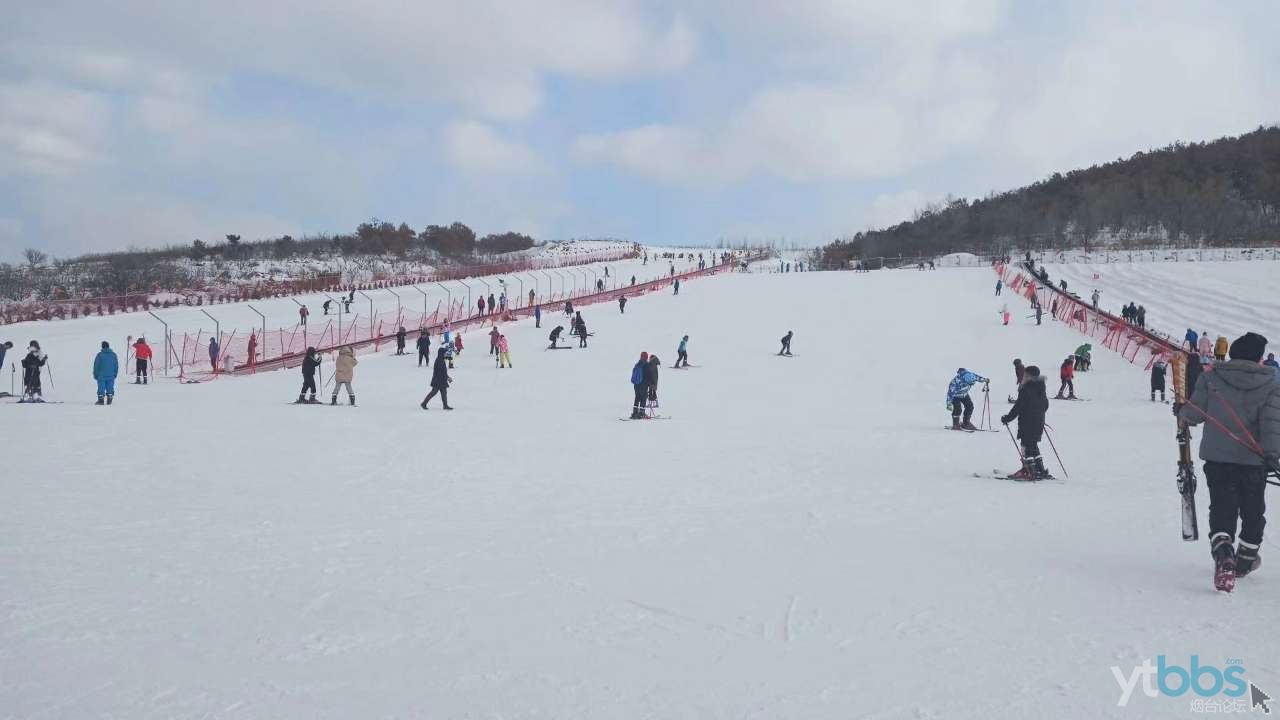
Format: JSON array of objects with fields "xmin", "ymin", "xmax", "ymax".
[{"xmin": 1, "ymin": 1, "xmax": 1277, "ymax": 260}]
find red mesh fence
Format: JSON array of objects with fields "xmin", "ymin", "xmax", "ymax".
[
  {"xmin": 997, "ymin": 262, "xmax": 1182, "ymax": 371},
  {"xmin": 170, "ymin": 254, "xmax": 763, "ymax": 379}
]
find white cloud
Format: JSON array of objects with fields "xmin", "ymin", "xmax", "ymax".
[
  {"xmin": 444, "ymin": 121, "xmax": 542, "ymax": 176},
  {"xmin": 0, "ymin": 82, "xmax": 112, "ymax": 177}
]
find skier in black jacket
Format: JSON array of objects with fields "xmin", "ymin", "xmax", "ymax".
[
  {"xmin": 644, "ymin": 355, "xmax": 661, "ymax": 410},
  {"xmin": 575, "ymin": 313, "xmax": 588, "ymax": 347},
  {"xmin": 1001, "ymin": 365, "xmax": 1051, "ymax": 479},
  {"xmin": 779, "ymin": 331, "xmax": 793, "ymax": 356},
  {"xmin": 420, "ymin": 347, "xmax": 453, "ymax": 410},
  {"xmin": 1150, "ymin": 356, "xmax": 1167, "ymax": 402},
  {"xmin": 548, "ymin": 326, "xmax": 564, "ymax": 349},
  {"xmin": 297, "ymin": 347, "xmax": 321, "ymax": 403},
  {"xmin": 21, "ymin": 341, "xmax": 47, "ymax": 400},
  {"xmin": 396, "ymin": 326, "xmax": 407, "ymax": 355},
  {"xmin": 417, "ymin": 331, "xmax": 430, "ymax": 367}
]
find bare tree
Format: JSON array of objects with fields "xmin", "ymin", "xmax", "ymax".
[{"xmin": 23, "ymin": 248, "xmax": 48, "ymax": 267}]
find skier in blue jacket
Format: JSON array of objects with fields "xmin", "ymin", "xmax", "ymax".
[
  {"xmin": 93, "ymin": 341, "xmax": 119, "ymax": 405},
  {"xmin": 1185, "ymin": 328, "xmax": 1199, "ymax": 352},
  {"xmin": 947, "ymin": 368, "xmax": 989, "ymax": 430},
  {"xmin": 629, "ymin": 352, "xmax": 650, "ymax": 419}
]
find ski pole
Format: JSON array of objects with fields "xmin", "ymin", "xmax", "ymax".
[
  {"xmin": 1043, "ymin": 425, "xmax": 1069, "ymax": 479},
  {"xmin": 45, "ymin": 361, "xmax": 54, "ymax": 390},
  {"xmin": 1004, "ymin": 422, "xmax": 1032, "ymax": 477}
]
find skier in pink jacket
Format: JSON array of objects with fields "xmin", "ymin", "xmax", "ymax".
[{"xmin": 496, "ymin": 334, "xmax": 512, "ymax": 368}]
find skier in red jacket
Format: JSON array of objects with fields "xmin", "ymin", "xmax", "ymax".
[
  {"xmin": 132, "ymin": 337, "xmax": 153, "ymax": 384},
  {"xmin": 1055, "ymin": 356, "xmax": 1077, "ymax": 400}
]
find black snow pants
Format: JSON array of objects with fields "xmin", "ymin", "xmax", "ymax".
[
  {"xmin": 1204, "ymin": 461, "xmax": 1267, "ymax": 554},
  {"xmin": 301, "ymin": 374, "xmax": 317, "ymax": 396},
  {"xmin": 136, "ymin": 358, "xmax": 148, "ymax": 380},
  {"xmin": 951, "ymin": 395, "xmax": 974, "ymax": 424}
]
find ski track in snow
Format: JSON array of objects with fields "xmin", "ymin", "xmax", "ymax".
[{"xmin": 2, "ymin": 266, "xmax": 1278, "ymax": 719}]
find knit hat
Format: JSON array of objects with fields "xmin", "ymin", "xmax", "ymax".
[
  {"xmin": 1228, "ymin": 332, "xmax": 1268, "ymax": 363},
  {"xmin": 101, "ymin": 341, "xmax": 109, "ymax": 349},
  {"xmin": 1025, "ymin": 365, "xmax": 1041, "ymax": 378}
]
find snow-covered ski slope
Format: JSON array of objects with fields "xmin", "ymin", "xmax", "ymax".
[
  {"xmin": 3, "ymin": 267, "xmax": 1277, "ymax": 718},
  {"xmin": 1054, "ymin": 261, "xmax": 1280, "ymax": 346}
]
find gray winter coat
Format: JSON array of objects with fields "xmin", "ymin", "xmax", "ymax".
[{"xmin": 1179, "ymin": 360, "xmax": 1280, "ymax": 465}]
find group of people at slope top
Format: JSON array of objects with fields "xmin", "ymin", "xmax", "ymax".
[
  {"xmin": 476, "ymin": 292, "xmax": 507, "ymax": 317},
  {"xmin": 1185, "ymin": 328, "xmax": 1233, "ymax": 366}
]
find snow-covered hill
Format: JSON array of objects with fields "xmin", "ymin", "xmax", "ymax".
[{"xmin": 2, "ymin": 265, "xmax": 1277, "ymax": 718}]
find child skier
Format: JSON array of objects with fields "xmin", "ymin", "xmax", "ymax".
[
  {"xmin": 132, "ymin": 337, "xmax": 152, "ymax": 384},
  {"xmin": 444, "ymin": 336, "xmax": 456, "ymax": 369},
  {"xmin": 1001, "ymin": 365, "xmax": 1051, "ymax": 479},
  {"xmin": 92, "ymin": 341, "xmax": 118, "ymax": 405},
  {"xmin": 332, "ymin": 347, "xmax": 357, "ymax": 405},
  {"xmin": 453, "ymin": 333, "xmax": 463, "ymax": 358},
  {"xmin": 497, "ymin": 334, "xmax": 512, "ymax": 368},
  {"xmin": 946, "ymin": 368, "xmax": 989, "ymax": 431},
  {"xmin": 674, "ymin": 335, "xmax": 690, "ymax": 368},
  {"xmin": 779, "ymin": 331, "xmax": 793, "ymax": 356},
  {"xmin": 296, "ymin": 347, "xmax": 321, "ymax": 404},
  {"xmin": 1055, "ymin": 356, "xmax": 1077, "ymax": 400},
  {"xmin": 21, "ymin": 341, "xmax": 47, "ymax": 401},
  {"xmin": 1151, "ymin": 355, "xmax": 1168, "ymax": 402}
]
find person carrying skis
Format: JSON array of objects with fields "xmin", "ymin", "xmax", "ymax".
[
  {"xmin": 1073, "ymin": 343, "xmax": 1092, "ymax": 372},
  {"xmin": 629, "ymin": 352, "xmax": 649, "ymax": 419},
  {"xmin": 1214, "ymin": 335, "xmax": 1229, "ymax": 362},
  {"xmin": 675, "ymin": 335, "xmax": 690, "ymax": 368},
  {"xmin": 420, "ymin": 347, "xmax": 453, "ymax": 410},
  {"xmin": 645, "ymin": 353, "xmax": 661, "ymax": 413},
  {"xmin": 575, "ymin": 313, "xmax": 588, "ymax": 348},
  {"xmin": 93, "ymin": 341, "xmax": 119, "ymax": 405},
  {"xmin": 946, "ymin": 368, "xmax": 988, "ymax": 431},
  {"xmin": 497, "ymin": 334, "xmax": 512, "ymax": 368},
  {"xmin": 209, "ymin": 337, "xmax": 220, "ymax": 373},
  {"xmin": 489, "ymin": 326, "xmax": 501, "ymax": 356},
  {"xmin": 396, "ymin": 326, "xmax": 407, "ymax": 356},
  {"xmin": 1177, "ymin": 332, "xmax": 1280, "ymax": 589},
  {"xmin": 1055, "ymin": 356, "xmax": 1077, "ymax": 400},
  {"xmin": 779, "ymin": 330, "xmax": 793, "ymax": 356},
  {"xmin": 619, "ymin": 296, "xmax": 627, "ymax": 314},
  {"xmin": 133, "ymin": 337, "xmax": 153, "ymax": 384},
  {"xmin": 332, "ymin": 346, "xmax": 357, "ymax": 405},
  {"xmin": 417, "ymin": 330, "xmax": 431, "ymax": 367},
  {"xmin": 297, "ymin": 347, "xmax": 321, "ymax": 404},
  {"xmin": 549, "ymin": 326, "xmax": 564, "ymax": 349},
  {"xmin": 1151, "ymin": 354, "xmax": 1168, "ymax": 402},
  {"xmin": 1001, "ymin": 365, "xmax": 1051, "ymax": 479}
]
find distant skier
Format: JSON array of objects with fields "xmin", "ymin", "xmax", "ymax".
[
  {"xmin": 1136, "ymin": 305, "xmax": 1146, "ymax": 329},
  {"xmin": 209, "ymin": 337, "xmax": 220, "ymax": 372},
  {"xmin": 132, "ymin": 337, "xmax": 153, "ymax": 384},
  {"xmin": 1197, "ymin": 333, "xmax": 1213, "ymax": 360},
  {"xmin": 1055, "ymin": 356, "xmax": 1077, "ymax": 400},
  {"xmin": 675, "ymin": 335, "xmax": 690, "ymax": 368},
  {"xmin": 419, "ymin": 347, "xmax": 453, "ymax": 410},
  {"xmin": 92, "ymin": 341, "xmax": 118, "ymax": 405},
  {"xmin": 534, "ymin": 304, "xmax": 542, "ymax": 328},
  {"xmin": 497, "ymin": 334, "xmax": 512, "ymax": 368},
  {"xmin": 630, "ymin": 275, "xmax": 636, "ymax": 286},
  {"xmin": 564, "ymin": 300, "xmax": 574, "ymax": 317},
  {"xmin": 21, "ymin": 341, "xmax": 47, "ymax": 401},
  {"xmin": 1150, "ymin": 355, "xmax": 1168, "ymax": 402},
  {"xmin": 332, "ymin": 346, "xmax": 357, "ymax": 405},
  {"xmin": 629, "ymin": 352, "xmax": 649, "ymax": 419},
  {"xmin": 1177, "ymin": 332, "xmax": 1280, "ymax": 590},
  {"xmin": 946, "ymin": 368, "xmax": 989, "ymax": 431},
  {"xmin": 296, "ymin": 347, "xmax": 321, "ymax": 404},
  {"xmin": 487, "ymin": 293, "xmax": 496, "ymax": 315},
  {"xmin": 417, "ymin": 331, "xmax": 430, "ymax": 367},
  {"xmin": 452, "ymin": 334, "xmax": 462, "ymax": 363},
  {"xmin": 442, "ymin": 322, "xmax": 453, "ymax": 351},
  {"xmin": 1265, "ymin": 353, "xmax": 1280, "ymax": 376},
  {"xmin": 1091, "ymin": 289, "xmax": 1100, "ymax": 310},
  {"xmin": 0, "ymin": 340, "xmax": 11, "ymax": 380},
  {"xmin": 778, "ymin": 330, "xmax": 794, "ymax": 356},
  {"xmin": 1074, "ymin": 343, "xmax": 1092, "ymax": 372},
  {"xmin": 619, "ymin": 296, "xmax": 627, "ymax": 314},
  {"xmin": 1034, "ymin": 304, "xmax": 1043, "ymax": 325},
  {"xmin": 247, "ymin": 332, "xmax": 258, "ymax": 368},
  {"xmin": 1001, "ymin": 365, "xmax": 1051, "ymax": 479},
  {"xmin": 1185, "ymin": 328, "xmax": 1199, "ymax": 352},
  {"xmin": 1214, "ymin": 335, "xmax": 1229, "ymax": 362},
  {"xmin": 396, "ymin": 326, "xmax": 407, "ymax": 356},
  {"xmin": 299, "ymin": 305, "xmax": 309, "ymax": 326},
  {"xmin": 575, "ymin": 312, "xmax": 588, "ymax": 347},
  {"xmin": 477, "ymin": 297, "xmax": 486, "ymax": 316},
  {"xmin": 528, "ymin": 288, "xmax": 536, "ymax": 307},
  {"xmin": 1001, "ymin": 304, "xmax": 1011, "ymax": 326},
  {"xmin": 499, "ymin": 293, "xmax": 507, "ymax": 313},
  {"xmin": 1008, "ymin": 358, "xmax": 1025, "ymax": 402},
  {"xmin": 323, "ymin": 299, "xmax": 332, "ymax": 315},
  {"xmin": 673, "ymin": 278, "xmax": 681, "ymax": 295},
  {"xmin": 995, "ymin": 279, "xmax": 1003, "ymax": 296},
  {"xmin": 489, "ymin": 326, "xmax": 501, "ymax": 356},
  {"xmin": 549, "ymin": 325, "xmax": 564, "ymax": 349},
  {"xmin": 645, "ymin": 354, "xmax": 661, "ymax": 413}
]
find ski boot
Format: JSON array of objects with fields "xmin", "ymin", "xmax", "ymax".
[
  {"xmin": 1067, "ymin": 394, "xmax": 1078, "ymax": 400},
  {"xmin": 950, "ymin": 418, "xmax": 961, "ymax": 430},
  {"xmin": 143, "ymin": 376, "xmax": 148, "ymax": 385},
  {"xmin": 95, "ymin": 396, "xmax": 105, "ymax": 406},
  {"xmin": 348, "ymin": 395, "xmax": 356, "ymax": 406},
  {"xmin": 960, "ymin": 420, "xmax": 978, "ymax": 431},
  {"xmin": 134, "ymin": 379, "xmax": 142, "ymax": 385},
  {"xmin": 1211, "ymin": 534, "xmax": 1237, "ymax": 592},
  {"xmin": 307, "ymin": 394, "xmax": 319, "ymax": 404},
  {"xmin": 1032, "ymin": 456, "xmax": 1054, "ymax": 480},
  {"xmin": 1007, "ymin": 463, "xmax": 1033, "ymax": 480},
  {"xmin": 106, "ymin": 394, "xmax": 113, "ymax": 405},
  {"xmin": 295, "ymin": 394, "xmax": 307, "ymax": 404},
  {"xmin": 331, "ymin": 396, "xmax": 338, "ymax": 406},
  {"xmin": 1236, "ymin": 540, "xmax": 1261, "ymax": 578}
]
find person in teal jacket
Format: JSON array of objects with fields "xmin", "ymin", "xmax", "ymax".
[
  {"xmin": 93, "ymin": 340, "xmax": 119, "ymax": 405},
  {"xmin": 675, "ymin": 335, "xmax": 690, "ymax": 368}
]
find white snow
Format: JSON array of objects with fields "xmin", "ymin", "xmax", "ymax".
[{"xmin": 2, "ymin": 264, "xmax": 1277, "ymax": 718}]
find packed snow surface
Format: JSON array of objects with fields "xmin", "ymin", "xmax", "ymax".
[{"xmin": 2, "ymin": 266, "xmax": 1277, "ymax": 718}]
